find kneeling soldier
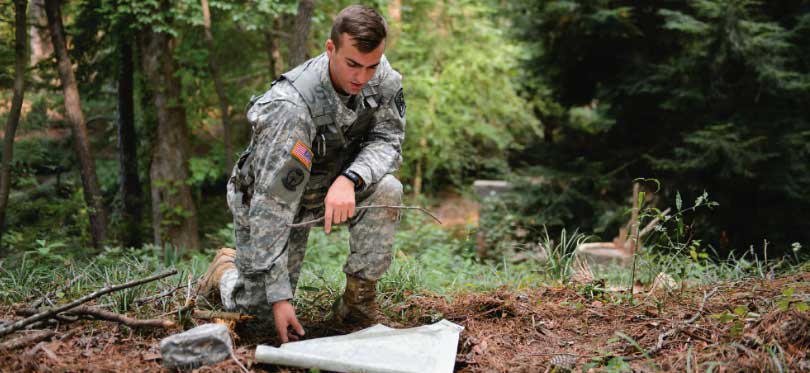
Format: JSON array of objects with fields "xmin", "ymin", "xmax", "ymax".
[{"xmin": 200, "ymin": 5, "xmax": 406, "ymax": 343}]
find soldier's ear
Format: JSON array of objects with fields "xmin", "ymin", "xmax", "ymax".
[{"xmin": 326, "ymin": 39, "xmax": 335, "ymax": 57}]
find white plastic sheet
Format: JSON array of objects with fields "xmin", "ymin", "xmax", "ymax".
[{"xmin": 255, "ymin": 319, "xmax": 463, "ymax": 373}]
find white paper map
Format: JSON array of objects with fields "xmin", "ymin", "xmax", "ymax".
[{"xmin": 255, "ymin": 319, "xmax": 464, "ymax": 373}]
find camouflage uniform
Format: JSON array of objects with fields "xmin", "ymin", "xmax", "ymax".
[{"xmin": 225, "ymin": 53, "xmax": 406, "ymax": 315}]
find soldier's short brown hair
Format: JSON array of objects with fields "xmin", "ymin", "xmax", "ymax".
[{"xmin": 330, "ymin": 5, "xmax": 387, "ymax": 53}]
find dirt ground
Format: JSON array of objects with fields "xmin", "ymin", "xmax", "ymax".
[{"xmin": 2, "ymin": 272, "xmax": 809, "ymax": 372}]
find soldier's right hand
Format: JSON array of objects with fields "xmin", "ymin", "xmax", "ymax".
[
  {"xmin": 272, "ymin": 300, "xmax": 305, "ymax": 343},
  {"xmin": 323, "ymin": 175, "xmax": 357, "ymax": 234}
]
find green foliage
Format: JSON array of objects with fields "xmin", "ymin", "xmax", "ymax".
[
  {"xmin": 509, "ymin": 0, "xmax": 810, "ymax": 251},
  {"xmin": 711, "ymin": 304, "xmax": 758, "ymax": 338},
  {"xmin": 388, "ymin": 0, "xmax": 539, "ymax": 190},
  {"xmin": 775, "ymin": 286, "xmax": 809, "ymax": 312}
]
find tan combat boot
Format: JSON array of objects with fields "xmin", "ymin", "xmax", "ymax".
[
  {"xmin": 198, "ymin": 248, "xmax": 237, "ymax": 301},
  {"xmin": 332, "ymin": 274, "xmax": 380, "ymax": 326}
]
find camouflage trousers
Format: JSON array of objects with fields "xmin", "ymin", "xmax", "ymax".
[{"xmin": 227, "ymin": 174, "xmax": 403, "ymax": 316}]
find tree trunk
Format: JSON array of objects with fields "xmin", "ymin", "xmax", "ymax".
[
  {"xmin": 263, "ymin": 17, "xmax": 284, "ymax": 78},
  {"xmin": 44, "ymin": 0, "xmax": 107, "ymax": 248},
  {"xmin": 117, "ymin": 29, "xmax": 142, "ymax": 249},
  {"xmin": 0, "ymin": 0, "xmax": 29, "ymax": 251},
  {"xmin": 140, "ymin": 26, "xmax": 199, "ymax": 252},
  {"xmin": 28, "ymin": 0, "xmax": 52, "ymax": 67},
  {"xmin": 286, "ymin": 0, "xmax": 315, "ymax": 68},
  {"xmin": 201, "ymin": 0, "xmax": 233, "ymax": 173},
  {"xmin": 387, "ymin": 0, "xmax": 402, "ymax": 49}
]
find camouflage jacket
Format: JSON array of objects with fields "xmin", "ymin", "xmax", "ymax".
[{"xmin": 227, "ymin": 52, "xmax": 406, "ymax": 302}]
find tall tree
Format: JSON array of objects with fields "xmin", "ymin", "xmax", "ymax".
[
  {"xmin": 264, "ymin": 16, "xmax": 285, "ymax": 78},
  {"xmin": 44, "ymin": 0, "xmax": 108, "ymax": 248},
  {"xmin": 116, "ymin": 23, "xmax": 142, "ymax": 249},
  {"xmin": 200, "ymin": 0, "xmax": 233, "ymax": 172},
  {"xmin": 287, "ymin": 0, "xmax": 315, "ymax": 67},
  {"xmin": 139, "ymin": 6, "xmax": 199, "ymax": 252},
  {"xmin": 28, "ymin": 0, "xmax": 51, "ymax": 67},
  {"xmin": 0, "ymin": 0, "xmax": 29, "ymax": 251}
]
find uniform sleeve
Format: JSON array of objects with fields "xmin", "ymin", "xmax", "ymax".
[
  {"xmin": 239, "ymin": 96, "xmax": 316, "ymax": 303},
  {"xmin": 346, "ymin": 77, "xmax": 406, "ymax": 188}
]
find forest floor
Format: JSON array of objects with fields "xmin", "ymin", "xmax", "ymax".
[{"xmin": 2, "ymin": 271, "xmax": 809, "ymax": 372}]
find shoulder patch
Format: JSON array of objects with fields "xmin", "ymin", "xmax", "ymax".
[
  {"xmin": 394, "ymin": 88, "xmax": 406, "ymax": 118},
  {"xmin": 290, "ymin": 140, "xmax": 313, "ymax": 170}
]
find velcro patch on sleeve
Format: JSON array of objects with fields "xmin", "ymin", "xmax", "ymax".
[
  {"xmin": 394, "ymin": 88, "xmax": 406, "ymax": 118},
  {"xmin": 290, "ymin": 140, "xmax": 313, "ymax": 171}
]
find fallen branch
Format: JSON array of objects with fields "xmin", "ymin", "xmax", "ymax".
[
  {"xmin": 287, "ymin": 204, "xmax": 442, "ymax": 228},
  {"xmin": 0, "ymin": 330, "xmax": 56, "ymax": 351},
  {"xmin": 62, "ymin": 305, "xmax": 176, "ymax": 329},
  {"xmin": 0, "ymin": 269, "xmax": 177, "ymax": 338},
  {"xmin": 15, "ymin": 307, "xmax": 78, "ymax": 324}
]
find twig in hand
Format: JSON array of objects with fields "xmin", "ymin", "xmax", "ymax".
[
  {"xmin": 0, "ymin": 330, "xmax": 56, "ymax": 351},
  {"xmin": 0, "ymin": 269, "xmax": 177, "ymax": 338},
  {"xmin": 287, "ymin": 204, "xmax": 442, "ymax": 228}
]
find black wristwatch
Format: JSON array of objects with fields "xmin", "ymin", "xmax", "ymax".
[{"xmin": 341, "ymin": 170, "xmax": 364, "ymax": 190}]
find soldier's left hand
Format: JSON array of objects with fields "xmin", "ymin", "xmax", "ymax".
[{"xmin": 324, "ymin": 176, "xmax": 356, "ymax": 234}]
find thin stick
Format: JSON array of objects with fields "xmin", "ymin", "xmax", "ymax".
[
  {"xmin": 231, "ymin": 350, "xmax": 249, "ymax": 373},
  {"xmin": 287, "ymin": 204, "xmax": 442, "ymax": 228},
  {"xmin": 192, "ymin": 310, "xmax": 254, "ymax": 321},
  {"xmin": 64, "ymin": 305, "xmax": 176, "ymax": 329},
  {"xmin": 16, "ymin": 307, "xmax": 79, "ymax": 323},
  {"xmin": 0, "ymin": 269, "xmax": 177, "ymax": 338},
  {"xmin": 134, "ymin": 284, "xmax": 188, "ymax": 306}
]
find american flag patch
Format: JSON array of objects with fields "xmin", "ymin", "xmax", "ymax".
[{"xmin": 290, "ymin": 140, "xmax": 313, "ymax": 170}]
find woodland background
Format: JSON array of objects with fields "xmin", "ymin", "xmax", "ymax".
[
  {"xmin": 1, "ymin": 0, "xmax": 809, "ymax": 267},
  {"xmin": 2, "ymin": 1, "xmax": 810, "ymax": 371}
]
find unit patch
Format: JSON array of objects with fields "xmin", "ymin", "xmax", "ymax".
[
  {"xmin": 394, "ymin": 88, "xmax": 406, "ymax": 118},
  {"xmin": 282, "ymin": 168, "xmax": 305, "ymax": 191},
  {"xmin": 290, "ymin": 140, "xmax": 313, "ymax": 170}
]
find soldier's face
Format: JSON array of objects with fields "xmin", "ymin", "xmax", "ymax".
[{"xmin": 326, "ymin": 33, "xmax": 385, "ymax": 95}]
